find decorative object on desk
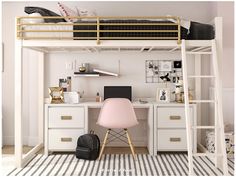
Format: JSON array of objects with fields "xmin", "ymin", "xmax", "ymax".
[
  {"xmin": 182, "ymin": 88, "xmax": 194, "ymax": 103},
  {"xmin": 67, "ymin": 76, "xmax": 72, "ymax": 92},
  {"xmin": 175, "ymin": 80, "xmax": 183, "ymax": 93},
  {"xmin": 173, "ymin": 61, "xmax": 182, "ymax": 68},
  {"xmin": 160, "ymin": 73, "xmax": 171, "ymax": 82},
  {"xmin": 145, "ymin": 60, "xmax": 182, "ymax": 83},
  {"xmin": 175, "ymin": 93, "xmax": 184, "ymax": 103},
  {"xmin": 96, "ymin": 92, "xmax": 102, "ymax": 102},
  {"xmin": 64, "ymin": 92, "xmax": 80, "ymax": 104},
  {"xmin": 59, "ymin": 78, "xmax": 67, "ymax": 91},
  {"xmin": 174, "ymin": 80, "xmax": 184, "ymax": 103},
  {"xmin": 156, "ymin": 88, "xmax": 170, "ymax": 102},
  {"xmin": 49, "ymin": 87, "xmax": 64, "ymax": 104},
  {"xmin": 159, "ymin": 61, "xmax": 172, "ymax": 71},
  {"xmin": 59, "ymin": 76, "xmax": 72, "ymax": 92}
]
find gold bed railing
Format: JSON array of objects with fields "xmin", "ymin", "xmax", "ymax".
[{"xmin": 16, "ymin": 16, "xmax": 181, "ymax": 44}]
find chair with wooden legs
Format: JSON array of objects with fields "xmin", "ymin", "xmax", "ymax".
[{"xmin": 96, "ymin": 98, "xmax": 139, "ymax": 160}]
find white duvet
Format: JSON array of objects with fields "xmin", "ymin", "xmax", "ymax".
[{"xmin": 23, "ymin": 22, "xmax": 73, "ymax": 38}]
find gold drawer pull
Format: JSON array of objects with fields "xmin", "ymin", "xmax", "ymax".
[
  {"xmin": 61, "ymin": 116, "xmax": 72, "ymax": 120},
  {"xmin": 170, "ymin": 137, "xmax": 181, "ymax": 142},
  {"xmin": 61, "ymin": 137, "xmax": 72, "ymax": 142},
  {"xmin": 169, "ymin": 115, "xmax": 181, "ymax": 120}
]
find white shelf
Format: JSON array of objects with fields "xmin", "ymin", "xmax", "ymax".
[{"xmin": 74, "ymin": 68, "xmax": 119, "ymax": 77}]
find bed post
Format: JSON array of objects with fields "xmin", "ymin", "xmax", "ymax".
[
  {"xmin": 15, "ymin": 18, "xmax": 23, "ymax": 168},
  {"xmin": 38, "ymin": 52, "xmax": 44, "ymax": 145},
  {"xmin": 177, "ymin": 17, "xmax": 181, "ymax": 44},
  {"xmin": 194, "ymin": 54, "xmax": 201, "ymax": 153},
  {"xmin": 96, "ymin": 17, "xmax": 100, "ymax": 45},
  {"xmin": 213, "ymin": 17, "xmax": 223, "ymax": 170}
]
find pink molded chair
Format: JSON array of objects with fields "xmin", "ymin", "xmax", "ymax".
[{"xmin": 97, "ymin": 98, "xmax": 138, "ymax": 160}]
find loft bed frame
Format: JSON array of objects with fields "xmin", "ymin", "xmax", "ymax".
[
  {"xmin": 14, "ymin": 16, "xmax": 225, "ymax": 174},
  {"xmin": 16, "ymin": 16, "xmax": 182, "ymax": 44}
]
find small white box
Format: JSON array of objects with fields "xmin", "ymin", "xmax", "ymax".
[
  {"xmin": 64, "ymin": 92, "xmax": 80, "ymax": 104},
  {"xmin": 206, "ymin": 131, "xmax": 234, "ymax": 157}
]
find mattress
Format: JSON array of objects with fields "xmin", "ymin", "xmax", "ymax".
[
  {"xmin": 22, "ymin": 20, "xmax": 188, "ymax": 39},
  {"xmin": 73, "ymin": 19, "xmax": 188, "ymax": 39},
  {"xmin": 22, "ymin": 20, "xmax": 214, "ymax": 40}
]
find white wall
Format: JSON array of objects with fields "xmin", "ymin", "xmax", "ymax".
[
  {"xmin": 2, "ymin": 1, "xmax": 234, "ymax": 145},
  {"xmin": 209, "ymin": 2, "xmax": 234, "ymax": 131}
]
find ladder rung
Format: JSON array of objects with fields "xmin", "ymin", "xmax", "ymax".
[
  {"xmin": 192, "ymin": 126, "xmax": 215, "ymax": 129},
  {"xmin": 193, "ymin": 153, "xmax": 222, "ymax": 157},
  {"xmin": 186, "ymin": 51, "xmax": 212, "ymax": 55},
  {"xmin": 189, "ymin": 100, "xmax": 216, "ymax": 103},
  {"xmin": 188, "ymin": 75, "xmax": 215, "ymax": 78}
]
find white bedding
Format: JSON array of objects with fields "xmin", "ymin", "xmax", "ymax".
[{"xmin": 23, "ymin": 22, "xmax": 73, "ymax": 38}]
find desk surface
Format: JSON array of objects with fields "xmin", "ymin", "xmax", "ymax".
[{"xmin": 45, "ymin": 101, "xmax": 195, "ymax": 108}]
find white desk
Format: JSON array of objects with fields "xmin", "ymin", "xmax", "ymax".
[
  {"xmin": 44, "ymin": 101, "xmax": 197, "ymax": 156},
  {"xmin": 44, "ymin": 101, "xmax": 154, "ymax": 156}
]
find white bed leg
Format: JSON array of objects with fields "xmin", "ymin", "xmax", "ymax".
[{"xmin": 15, "ymin": 39, "xmax": 23, "ymax": 168}]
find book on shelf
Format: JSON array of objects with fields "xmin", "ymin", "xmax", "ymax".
[{"xmin": 93, "ymin": 68, "xmax": 119, "ymax": 76}]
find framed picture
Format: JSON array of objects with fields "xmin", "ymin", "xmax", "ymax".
[
  {"xmin": 49, "ymin": 87, "xmax": 64, "ymax": 104},
  {"xmin": 159, "ymin": 61, "xmax": 172, "ymax": 71},
  {"xmin": 156, "ymin": 88, "xmax": 170, "ymax": 102},
  {"xmin": 173, "ymin": 61, "xmax": 182, "ymax": 69}
]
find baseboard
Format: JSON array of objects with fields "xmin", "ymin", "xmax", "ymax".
[{"xmin": 3, "ymin": 136, "xmax": 38, "ymax": 146}]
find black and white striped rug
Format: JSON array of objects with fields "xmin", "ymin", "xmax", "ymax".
[{"xmin": 7, "ymin": 153, "xmax": 234, "ymax": 176}]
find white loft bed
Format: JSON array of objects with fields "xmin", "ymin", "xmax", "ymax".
[{"xmin": 14, "ymin": 16, "xmax": 227, "ymax": 175}]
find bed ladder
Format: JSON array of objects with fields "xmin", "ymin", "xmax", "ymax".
[{"xmin": 181, "ymin": 39, "xmax": 229, "ymax": 176}]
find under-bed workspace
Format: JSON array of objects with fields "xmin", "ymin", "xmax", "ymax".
[{"xmin": 2, "ymin": 1, "xmax": 234, "ymax": 176}]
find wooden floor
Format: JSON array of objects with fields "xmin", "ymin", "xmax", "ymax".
[{"xmin": 2, "ymin": 145, "xmax": 148, "ymax": 155}]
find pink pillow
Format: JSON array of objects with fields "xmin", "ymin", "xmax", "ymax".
[{"xmin": 57, "ymin": 2, "xmax": 78, "ymax": 22}]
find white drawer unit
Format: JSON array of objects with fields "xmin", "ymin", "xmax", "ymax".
[
  {"xmin": 45, "ymin": 104, "xmax": 87, "ymax": 155},
  {"xmin": 157, "ymin": 107, "xmax": 193, "ymax": 128},
  {"xmin": 48, "ymin": 107, "xmax": 85, "ymax": 128},
  {"xmin": 154, "ymin": 104, "xmax": 197, "ymax": 153},
  {"xmin": 48, "ymin": 129, "xmax": 84, "ymax": 150},
  {"xmin": 157, "ymin": 129, "xmax": 187, "ymax": 151}
]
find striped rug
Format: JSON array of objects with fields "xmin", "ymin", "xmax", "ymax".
[{"xmin": 6, "ymin": 153, "xmax": 234, "ymax": 176}]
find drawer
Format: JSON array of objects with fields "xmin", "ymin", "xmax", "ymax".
[
  {"xmin": 48, "ymin": 107, "xmax": 84, "ymax": 128},
  {"xmin": 157, "ymin": 129, "xmax": 187, "ymax": 151},
  {"xmin": 48, "ymin": 129, "xmax": 84, "ymax": 150},
  {"xmin": 157, "ymin": 107, "xmax": 193, "ymax": 128}
]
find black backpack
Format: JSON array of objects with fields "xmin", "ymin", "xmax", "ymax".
[{"xmin": 75, "ymin": 131, "xmax": 100, "ymax": 160}]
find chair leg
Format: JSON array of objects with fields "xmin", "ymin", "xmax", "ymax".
[
  {"xmin": 125, "ymin": 129, "xmax": 136, "ymax": 160},
  {"xmin": 98, "ymin": 129, "xmax": 110, "ymax": 160}
]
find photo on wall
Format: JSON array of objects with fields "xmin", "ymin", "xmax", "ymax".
[{"xmin": 145, "ymin": 60, "xmax": 182, "ymax": 83}]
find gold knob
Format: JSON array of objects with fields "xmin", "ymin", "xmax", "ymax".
[
  {"xmin": 61, "ymin": 137, "xmax": 72, "ymax": 142},
  {"xmin": 61, "ymin": 116, "xmax": 72, "ymax": 120},
  {"xmin": 170, "ymin": 137, "xmax": 181, "ymax": 142},
  {"xmin": 169, "ymin": 115, "xmax": 181, "ymax": 120}
]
